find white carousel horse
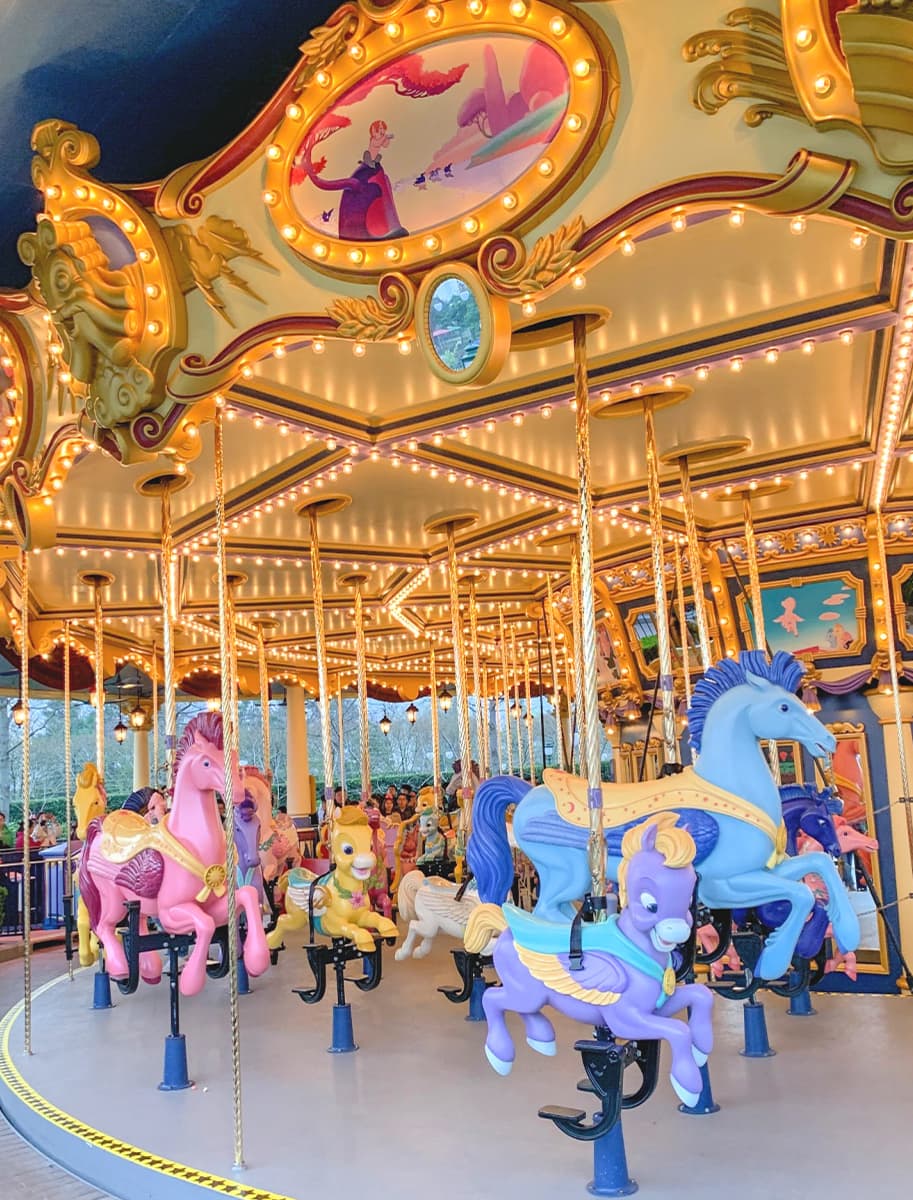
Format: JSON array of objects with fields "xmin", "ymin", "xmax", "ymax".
[{"xmin": 395, "ymin": 870, "xmax": 497, "ymax": 960}]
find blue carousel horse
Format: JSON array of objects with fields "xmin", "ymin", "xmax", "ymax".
[
  {"xmin": 468, "ymin": 651, "xmax": 860, "ymax": 982},
  {"xmin": 780, "ymin": 783, "xmax": 842, "ymax": 857}
]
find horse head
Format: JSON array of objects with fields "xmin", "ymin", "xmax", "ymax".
[
  {"xmin": 797, "ymin": 808, "xmax": 840, "ymax": 856},
  {"xmin": 74, "ymin": 762, "xmax": 106, "ymax": 838},
  {"xmin": 617, "ymin": 814, "xmax": 697, "ymax": 954},
  {"xmin": 330, "ymin": 808, "xmax": 376, "ymax": 887},
  {"xmin": 743, "ymin": 671, "xmax": 835, "ymax": 758},
  {"xmin": 173, "ymin": 711, "xmax": 238, "ymax": 803},
  {"xmin": 418, "ymin": 806, "xmax": 439, "ymax": 840}
]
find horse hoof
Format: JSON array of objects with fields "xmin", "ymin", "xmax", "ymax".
[
  {"xmin": 692, "ymin": 1047, "xmax": 708, "ymax": 1067},
  {"xmin": 526, "ymin": 1037, "xmax": 556, "ymax": 1057},
  {"xmin": 484, "ymin": 1045, "xmax": 513, "ymax": 1076},
  {"xmin": 394, "ymin": 948, "xmax": 408, "ymax": 962},
  {"xmin": 670, "ymin": 1076, "xmax": 699, "ymax": 1109}
]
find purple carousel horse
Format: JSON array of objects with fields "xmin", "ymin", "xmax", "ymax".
[
  {"xmin": 464, "ymin": 814, "xmax": 714, "ymax": 1108},
  {"xmin": 234, "ymin": 794, "xmax": 265, "ymax": 909}
]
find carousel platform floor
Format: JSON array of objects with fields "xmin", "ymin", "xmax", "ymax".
[{"xmin": 0, "ymin": 941, "xmax": 910, "ymax": 1200}]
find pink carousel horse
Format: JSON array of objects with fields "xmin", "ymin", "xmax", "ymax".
[{"xmin": 79, "ymin": 712, "xmax": 271, "ymax": 997}]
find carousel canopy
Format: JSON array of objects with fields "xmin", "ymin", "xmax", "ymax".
[{"xmin": 0, "ymin": 0, "xmax": 909, "ymax": 711}]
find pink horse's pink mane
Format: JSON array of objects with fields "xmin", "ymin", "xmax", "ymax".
[
  {"xmin": 173, "ymin": 711, "xmax": 224, "ymax": 778},
  {"xmin": 242, "ymin": 765, "xmax": 270, "ymax": 788}
]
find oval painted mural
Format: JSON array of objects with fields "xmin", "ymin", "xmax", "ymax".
[{"xmin": 289, "ymin": 34, "xmax": 570, "ymax": 242}]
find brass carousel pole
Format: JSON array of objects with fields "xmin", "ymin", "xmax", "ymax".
[
  {"xmin": 544, "ymin": 577, "xmax": 566, "ymax": 771},
  {"xmin": 674, "ymin": 544, "xmax": 692, "ymax": 712},
  {"xmin": 19, "ymin": 549, "xmax": 32, "ymax": 1052},
  {"xmin": 569, "ymin": 547, "xmax": 586, "ymax": 775},
  {"xmin": 302, "ymin": 501, "xmax": 337, "ymax": 828},
  {"xmin": 160, "ymin": 482, "xmax": 178, "ymax": 790},
  {"xmin": 341, "ymin": 574, "xmax": 371, "ymax": 803},
  {"xmin": 572, "ymin": 314, "xmax": 605, "ymax": 906},
  {"xmin": 874, "ymin": 511, "xmax": 913, "ymax": 865},
  {"xmin": 510, "ymin": 625, "xmax": 524, "ymax": 778},
  {"xmin": 468, "ymin": 579, "xmax": 485, "ymax": 779},
  {"xmin": 429, "ymin": 644, "xmax": 442, "ymax": 802},
  {"xmin": 498, "ymin": 604, "xmax": 513, "ymax": 775},
  {"xmin": 63, "ymin": 619, "xmax": 74, "ymax": 981},
  {"xmin": 91, "ymin": 578, "xmax": 106, "ymax": 778},
  {"xmin": 213, "ymin": 408, "xmax": 245, "ymax": 1171},
  {"xmin": 524, "ymin": 651, "xmax": 536, "ymax": 786},
  {"xmin": 253, "ymin": 620, "xmax": 272, "ymax": 780},
  {"xmin": 151, "ymin": 640, "xmax": 159, "ymax": 789},
  {"xmin": 662, "ymin": 449, "xmax": 716, "ymax": 672},
  {"xmin": 642, "ymin": 399, "xmax": 679, "ymax": 769},
  {"xmin": 336, "ymin": 678, "xmax": 345, "ymax": 799}
]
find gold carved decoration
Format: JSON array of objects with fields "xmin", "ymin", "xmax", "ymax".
[
  {"xmin": 683, "ymin": 8, "xmax": 805, "ymax": 128},
  {"xmin": 16, "ymin": 121, "xmax": 193, "ymax": 463},
  {"xmin": 479, "ymin": 216, "xmax": 586, "ymax": 299},
  {"xmin": 162, "ymin": 217, "xmax": 277, "ymax": 326},
  {"xmin": 327, "ymin": 272, "xmax": 415, "ymax": 341},
  {"xmin": 296, "ymin": 6, "xmax": 366, "ymax": 89},
  {"xmin": 685, "ymin": 3, "xmax": 913, "ymax": 173}
]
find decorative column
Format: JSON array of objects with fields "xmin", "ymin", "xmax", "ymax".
[
  {"xmin": 285, "ymin": 684, "xmax": 312, "ymax": 816},
  {"xmin": 867, "ymin": 691, "xmax": 913, "ymax": 964},
  {"xmin": 544, "ymin": 578, "xmax": 566, "ymax": 771},
  {"xmin": 429, "ymin": 645, "xmax": 442, "ymax": 801},
  {"xmin": 252, "ymin": 618, "xmax": 277, "ymax": 780},
  {"xmin": 497, "ymin": 604, "xmax": 513, "ymax": 775},
  {"xmin": 340, "ymin": 572, "xmax": 372, "ymax": 802},
  {"xmin": 78, "ymin": 570, "xmax": 113, "ymax": 779},
  {"xmin": 468, "ymin": 579, "xmax": 486, "ymax": 778},
  {"xmin": 132, "ymin": 727, "xmax": 151, "ymax": 790}
]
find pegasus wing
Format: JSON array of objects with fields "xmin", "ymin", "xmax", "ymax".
[{"xmin": 515, "ymin": 944, "xmax": 629, "ymax": 1004}]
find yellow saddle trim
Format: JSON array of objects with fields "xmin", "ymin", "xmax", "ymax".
[
  {"xmin": 541, "ymin": 767, "xmax": 786, "ymax": 866},
  {"xmin": 515, "ymin": 943, "xmax": 621, "ymax": 1006},
  {"xmin": 99, "ymin": 810, "xmax": 228, "ymax": 903}
]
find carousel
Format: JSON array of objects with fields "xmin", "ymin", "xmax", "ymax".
[{"xmin": 0, "ymin": 1, "xmax": 912, "ymax": 1197}]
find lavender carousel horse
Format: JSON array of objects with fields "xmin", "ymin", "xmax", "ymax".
[
  {"xmin": 469, "ymin": 651, "xmax": 860, "ymax": 982},
  {"xmin": 464, "ymin": 815, "xmax": 713, "ymax": 1108},
  {"xmin": 234, "ymin": 795, "xmax": 266, "ymax": 909}
]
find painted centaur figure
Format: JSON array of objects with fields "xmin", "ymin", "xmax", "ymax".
[
  {"xmin": 468, "ymin": 651, "xmax": 860, "ymax": 982},
  {"xmin": 79, "ymin": 713, "xmax": 270, "ymax": 996},
  {"xmin": 465, "ymin": 815, "xmax": 713, "ymax": 1108}
]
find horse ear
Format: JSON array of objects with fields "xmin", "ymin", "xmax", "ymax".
[
  {"xmin": 641, "ymin": 820, "xmax": 659, "ymax": 852},
  {"xmin": 744, "ymin": 670, "xmax": 772, "ymax": 692}
]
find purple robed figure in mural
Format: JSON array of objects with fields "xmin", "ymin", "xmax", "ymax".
[{"xmin": 464, "ymin": 814, "xmax": 714, "ymax": 1108}]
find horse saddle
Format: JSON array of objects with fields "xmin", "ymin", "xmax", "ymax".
[
  {"xmin": 100, "ymin": 809, "xmax": 160, "ymax": 864},
  {"xmin": 542, "ymin": 767, "xmax": 783, "ymax": 856},
  {"xmin": 503, "ymin": 903, "xmax": 620, "ymax": 956}
]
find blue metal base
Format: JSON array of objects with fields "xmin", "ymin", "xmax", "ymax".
[
  {"xmin": 466, "ymin": 974, "xmax": 487, "ymax": 1022},
  {"xmin": 677, "ymin": 1062, "xmax": 720, "ymax": 1115},
  {"xmin": 237, "ymin": 958, "xmax": 250, "ymax": 996},
  {"xmin": 328, "ymin": 1004, "xmax": 358, "ymax": 1054},
  {"xmin": 363, "ymin": 955, "xmax": 374, "ymax": 980},
  {"xmin": 91, "ymin": 971, "xmax": 113, "ymax": 1011},
  {"xmin": 741, "ymin": 1000, "xmax": 776, "ymax": 1058},
  {"xmin": 787, "ymin": 983, "xmax": 817, "ymax": 1017},
  {"xmin": 587, "ymin": 1119, "xmax": 638, "ymax": 1196},
  {"xmin": 158, "ymin": 1035, "xmax": 192, "ymax": 1091}
]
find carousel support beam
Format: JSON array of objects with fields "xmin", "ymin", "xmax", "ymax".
[
  {"xmin": 524, "ymin": 652, "xmax": 536, "ymax": 787},
  {"xmin": 468, "ymin": 579, "xmax": 486, "ymax": 779},
  {"xmin": 78, "ymin": 570, "xmax": 113, "ymax": 780},
  {"xmin": 252, "ymin": 618, "xmax": 277, "ymax": 782},
  {"xmin": 544, "ymin": 579, "xmax": 566, "ymax": 771},
  {"xmin": 336, "ymin": 679, "xmax": 345, "ymax": 799},
  {"xmin": 19, "ymin": 549, "xmax": 32, "ymax": 1051},
  {"xmin": 286, "ymin": 684, "xmax": 313, "ymax": 816},
  {"xmin": 510, "ymin": 625, "xmax": 524, "ymax": 778},
  {"xmin": 569, "ymin": 545, "xmax": 586, "ymax": 776},
  {"xmin": 133, "ymin": 726, "xmax": 151, "ymax": 790},
  {"xmin": 498, "ymin": 605, "xmax": 512, "ymax": 775}
]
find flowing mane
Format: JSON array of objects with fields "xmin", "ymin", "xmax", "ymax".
[
  {"xmin": 687, "ymin": 650, "xmax": 805, "ymax": 755},
  {"xmin": 173, "ymin": 711, "xmax": 224, "ymax": 778}
]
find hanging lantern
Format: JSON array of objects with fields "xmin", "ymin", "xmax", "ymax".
[
  {"xmin": 11, "ymin": 699, "xmax": 25, "ymax": 726},
  {"xmin": 379, "ymin": 712, "xmax": 392, "ymax": 736},
  {"xmin": 129, "ymin": 702, "xmax": 146, "ymax": 730},
  {"xmin": 438, "ymin": 685, "xmax": 453, "ymax": 713},
  {"xmin": 113, "ymin": 718, "xmax": 128, "ymax": 744},
  {"xmin": 406, "ymin": 702, "xmax": 419, "ymax": 725}
]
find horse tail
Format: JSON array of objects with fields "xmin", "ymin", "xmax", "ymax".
[
  {"xmin": 464, "ymin": 903, "xmax": 507, "ymax": 954},
  {"xmin": 467, "ymin": 775, "xmax": 531, "ymax": 904},
  {"xmin": 396, "ymin": 869, "xmax": 422, "ymax": 923},
  {"xmin": 77, "ymin": 818, "xmax": 103, "ymax": 932}
]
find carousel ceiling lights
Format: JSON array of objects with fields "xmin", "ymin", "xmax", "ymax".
[
  {"xmin": 406, "ymin": 702, "xmax": 418, "ymax": 725},
  {"xmin": 379, "ymin": 712, "xmax": 392, "ymax": 736},
  {"xmin": 11, "ymin": 699, "xmax": 25, "ymax": 726},
  {"xmin": 113, "ymin": 718, "xmax": 128, "ymax": 744}
]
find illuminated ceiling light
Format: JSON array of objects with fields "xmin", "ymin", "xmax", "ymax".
[
  {"xmin": 521, "ymin": 297, "xmax": 537, "ymax": 317},
  {"xmin": 729, "ymin": 356, "xmax": 743, "ymax": 372},
  {"xmin": 462, "ymin": 216, "xmax": 480, "ymax": 234},
  {"xmin": 424, "ymin": 234, "xmax": 440, "ymax": 252},
  {"xmin": 385, "ymin": 19, "xmax": 402, "ymax": 36},
  {"xmin": 695, "ymin": 364, "xmax": 710, "ymax": 381},
  {"xmin": 662, "ymin": 373, "xmax": 675, "ymax": 388},
  {"xmin": 385, "ymin": 245, "xmax": 401, "ymax": 261},
  {"xmin": 502, "ymin": 191, "xmax": 518, "ymax": 210},
  {"xmin": 571, "ymin": 272, "xmax": 586, "ymax": 290},
  {"xmin": 484, "ymin": 419, "xmax": 497, "ymax": 433},
  {"xmin": 438, "ymin": 685, "xmax": 453, "ymax": 713},
  {"xmin": 379, "ymin": 711, "xmax": 392, "ymax": 736},
  {"xmin": 508, "ymin": 0, "xmax": 527, "ymax": 16},
  {"xmin": 113, "ymin": 718, "xmax": 128, "ymax": 745},
  {"xmin": 670, "ymin": 210, "xmax": 687, "ymax": 232},
  {"xmin": 240, "ymin": 364, "xmax": 254, "ymax": 378},
  {"xmin": 729, "ymin": 207, "xmax": 745, "ymax": 228},
  {"xmin": 406, "ymin": 702, "xmax": 419, "ymax": 724},
  {"xmin": 281, "ymin": 224, "xmax": 299, "ymax": 241},
  {"xmin": 541, "ymin": 404, "xmax": 553, "ymax": 419},
  {"xmin": 511, "ymin": 412, "xmax": 524, "ymax": 426},
  {"xmin": 315, "ymin": 69, "xmax": 331, "ymax": 87},
  {"xmin": 566, "ymin": 113, "xmax": 584, "ymax": 132},
  {"xmin": 538, "ymin": 158, "xmax": 554, "ymax": 177},
  {"xmin": 764, "ymin": 347, "xmax": 779, "ymax": 364},
  {"xmin": 789, "ymin": 214, "xmax": 807, "ymax": 235},
  {"xmin": 129, "ymin": 702, "xmax": 146, "ymax": 730},
  {"xmin": 850, "ymin": 227, "xmax": 868, "ymax": 249},
  {"xmin": 619, "ymin": 235, "xmax": 635, "ymax": 256},
  {"xmin": 273, "ymin": 341, "xmax": 286, "ymax": 358},
  {"xmin": 352, "ymin": 341, "xmax": 366, "ymax": 357},
  {"xmin": 11, "ymin": 699, "xmax": 24, "ymax": 726},
  {"xmin": 398, "ymin": 337, "xmax": 412, "ymax": 355},
  {"xmin": 814, "ymin": 74, "xmax": 834, "ymax": 97},
  {"xmin": 425, "ymin": 4, "xmax": 442, "ymax": 23},
  {"xmin": 795, "ymin": 26, "xmax": 815, "ymax": 49},
  {"xmin": 549, "ymin": 14, "xmax": 567, "ymax": 36},
  {"xmin": 839, "ymin": 329, "xmax": 855, "ymax": 346},
  {"xmin": 572, "ymin": 58, "xmax": 592, "ymax": 78},
  {"xmin": 466, "ymin": 0, "xmax": 484, "ymax": 15},
  {"xmin": 801, "ymin": 339, "xmax": 815, "ymax": 355},
  {"xmin": 458, "ymin": 425, "xmax": 469, "ymax": 439},
  {"xmin": 348, "ymin": 247, "xmax": 365, "ymax": 264}
]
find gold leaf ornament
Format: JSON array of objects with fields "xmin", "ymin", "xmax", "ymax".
[
  {"xmin": 327, "ymin": 272, "xmax": 415, "ymax": 341},
  {"xmin": 480, "ymin": 216, "xmax": 586, "ymax": 298},
  {"xmin": 296, "ymin": 6, "xmax": 366, "ymax": 88}
]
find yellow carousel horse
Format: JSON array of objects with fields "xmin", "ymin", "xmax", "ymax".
[
  {"xmin": 73, "ymin": 763, "xmax": 107, "ymax": 966},
  {"xmin": 267, "ymin": 808, "xmax": 398, "ymax": 953}
]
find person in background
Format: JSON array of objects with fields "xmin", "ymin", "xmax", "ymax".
[
  {"xmin": 445, "ymin": 759, "xmax": 481, "ymax": 811},
  {"xmin": 36, "ymin": 811, "xmax": 59, "ymax": 846},
  {"xmin": 0, "ymin": 812, "xmax": 13, "ymax": 849},
  {"xmin": 15, "ymin": 817, "xmax": 44, "ymax": 852}
]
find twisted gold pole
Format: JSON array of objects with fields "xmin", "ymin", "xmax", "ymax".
[
  {"xmin": 20, "ymin": 549, "xmax": 32, "ymax": 1053},
  {"xmin": 213, "ymin": 409, "xmax": 245, "ymax": 1171},
  {"xmin": 524, "ymin": 652, "xmax": 536, "ymax": 786},
  {"xmin": 677, "ymin": 458, "xmax": 713, "ymax": 670},
  {"xmin": 570, "ymin": 547, "xmax": 585, "ymax": 775},
  {"xmin": 446, "ymin": 526, "xmax": 473, "ymax": 826},
  {"xmin": 352, "ymin": 581, "xmax": 371, "ymax": 801},
  {"xmin": 160, "ymin": 484, "xmax": 177, "ymax": 791},
  {"xmin": 307, "ymin": 509, "xmax": 335, "ymax": 823},
  {"xmin": 544, "ymin": 577, "xmax": 565, "ymax": 771},
  {"xmin": 93, "ymin": 582, "xmax": 105, "ymax": 780},
  {"xmin": 256, "ymin": 624, "xmax": 271, "ymax": 779},
  {"xmin": 510, "ymin": 625, "xmax": 523, "ymax": 777},
  {"xmin": 742, "ymin": 496, "xmax": 767, "ymax": 653},
  {"xmin": 63, "ymin": 619, "xmax": 74, "ymax": 981},
  {"xmin": 874, "ymin": 511, "xmax": 913, "ymax": 867},
  {"xmin": 429, "ymin": 645, "xmax": 441, "ymax": 801},
  {"xmin": 336, "ymin": 678, "xmax": 345, "ymax": 798},
  {"xmin": 151, "ymin": 640, "xmax": 159, "ymax": 789},
  {"xmin": 498, "ymin": 606, "xmax": 513, "ymax": 775},
  {"xmin": 643, "ymin": 400, "xmax": 679, "ymax": 767},
  {"xmin": 674, "ymin": 544, "xmax": 692, "ymax": 712},
  {"xmin": 572, "ymin": 314, "xmax": 605, "ymax": 905},
  {"xmin": 468, "ymin": 580, "xmax": 485, "ymax": 778}
]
